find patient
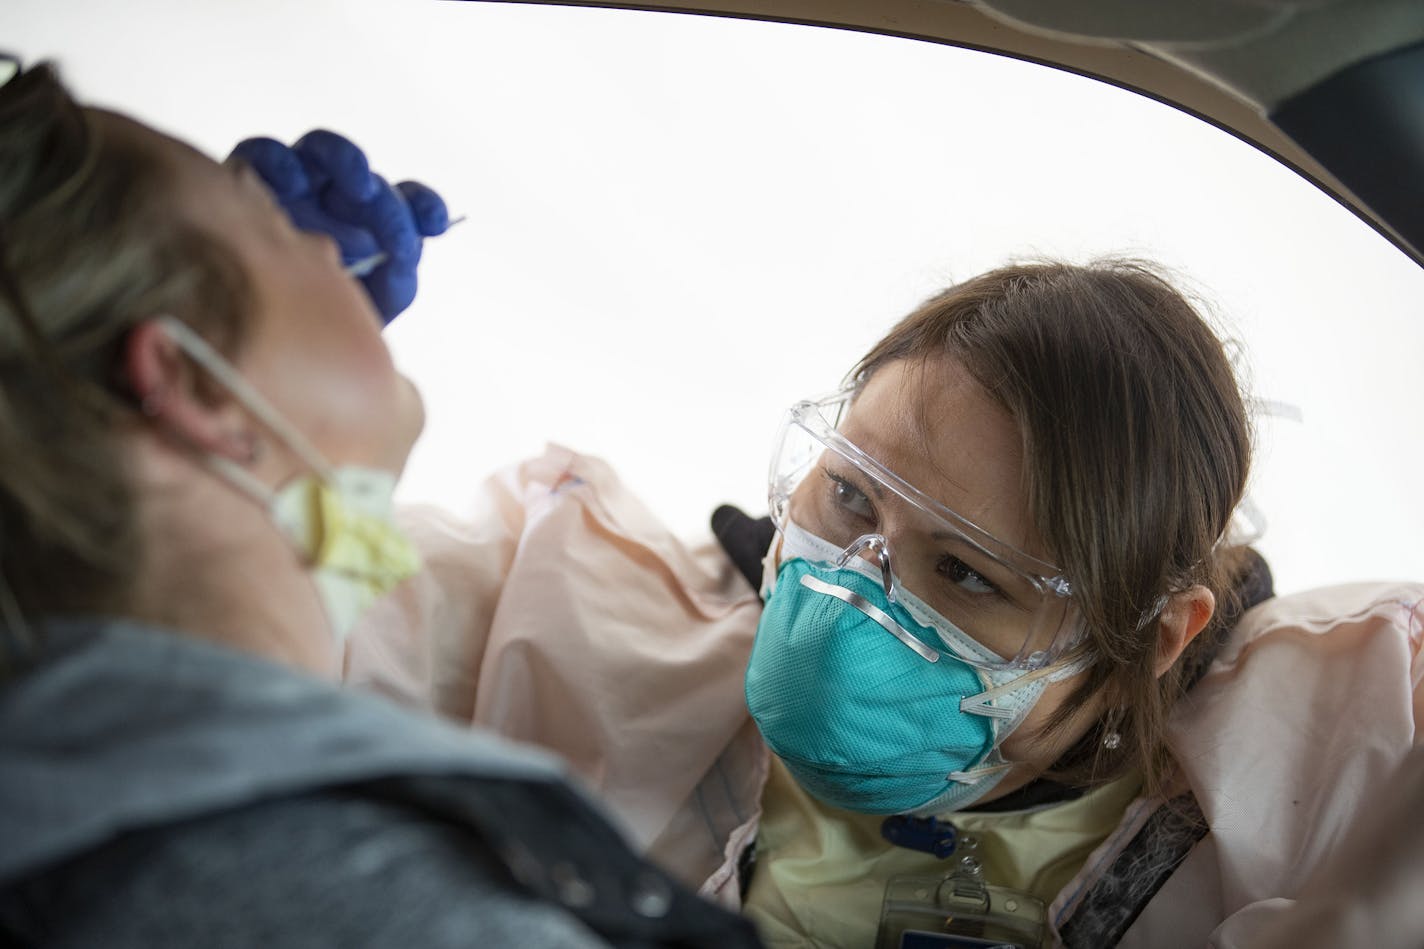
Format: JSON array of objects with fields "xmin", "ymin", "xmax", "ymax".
[
  {"xmin": 346, "ymin": 258, "xmax": 1424, "ymax": 948},
  {"xmin": 0, "ymin": 63, "xmax": 760, "ymax": 949}
]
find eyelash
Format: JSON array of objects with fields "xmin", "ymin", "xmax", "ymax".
[
  {"xmin": 826, "ymin": 470, "xmax": 874, "ymax": 521},
  {"xmin": 937, "ymin": 556, "xmax": 999, "ymax": 597},
  {"xmin": 823, "ymin": 469, "xmax": 1001, "ymax": 598}
]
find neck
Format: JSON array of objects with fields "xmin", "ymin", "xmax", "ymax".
[{"xmin": 127, "ymin": 441, "xmax": 337, "ymax": 678}]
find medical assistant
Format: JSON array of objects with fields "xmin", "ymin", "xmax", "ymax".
[
  {"xmin": 347, "ymin": 445, "xmax": 1424, "ymax": 948},
  {"xmin": 0, "ymin": 619, "xmax": 761, "ymax": 948}
]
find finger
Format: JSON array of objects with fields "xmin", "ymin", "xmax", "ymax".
[
  {"xmin": 396, "ymin": 180, "xmax": 450, "ymax": 237},
  {"xmin": 292, "ymin": 129, "xmax": 379, "ymax": 204},
  {"xmin": 326, "ymin": 176, "xmax": 421, "ymax": 265},
  {"xmin": 285, "ymin": 200, "xmax": 379, "ymax": 262},
  {"xmin": 227, "ymin": 137, "xmax": 311, "ymax": 202},
  {"xmin": 363, "ymin": 262, "xmax": 418, "ymax": 326}
]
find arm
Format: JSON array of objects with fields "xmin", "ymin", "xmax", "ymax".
[{"xmin": 1233, "ymin": 742, "xmax": 1424, "ymax": 949}]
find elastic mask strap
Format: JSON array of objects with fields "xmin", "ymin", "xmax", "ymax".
[
  {"xmin": 206, "ymin": 454, "xmax": 278, "ymax": 507},
  {"xmin": 959, "ymin": 657, "xmax": 1087, "ymax": 720},
  {"xmin": 157, "ymin": 317, "xmax": 334, "ymax": 482},
  {"xmin": 948, "ymin": 760, "xmax": 1015, "ymax": 784}
]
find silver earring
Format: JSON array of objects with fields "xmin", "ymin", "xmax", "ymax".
[{"xmin": 1102, "ymin": 731, "xmax": 1122, "ymax": 751}]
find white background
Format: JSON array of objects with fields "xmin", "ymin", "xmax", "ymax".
[{"xmin": 8, "ymin": 0, "xmax": 1424, "ymax": 594}]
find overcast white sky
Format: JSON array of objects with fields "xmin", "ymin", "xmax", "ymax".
[{"xmin": 9, "ymin": 0, "xmax": 1424, "ymax": 594}]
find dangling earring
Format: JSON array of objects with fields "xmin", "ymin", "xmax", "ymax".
[{"xmin": 1101, "ymin": 709, "xmax": 1124, "ymax": 751}]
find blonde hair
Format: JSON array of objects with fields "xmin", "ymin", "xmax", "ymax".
[
  {"xmin": 853, "ymin": 260, "xmax": 1252, "ymax": 799},
  {"xmin": 0, "ymin": 64, "xmax": 252, "ymax": 649}
]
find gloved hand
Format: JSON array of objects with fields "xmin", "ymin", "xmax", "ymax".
[
  {"xmin": 228, "ymin": 130, "xmax": 450, "ymax": 323},
  {"xmin": 711, "ymin": 504, "xmax": 777, "ymax": 593}
]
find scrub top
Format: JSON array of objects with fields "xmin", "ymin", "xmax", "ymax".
[{"xmin": 743, "ymin": 755, "xmax": 1142, "ymax": 948}]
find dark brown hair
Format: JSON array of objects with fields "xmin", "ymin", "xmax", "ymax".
[
  {"xmin": 0, "ymin": 63, "xmax": 252, "ymax": 637},
  {"xmin": 852, "ymin": 260, "xmax": 1251, "ymax": 798}
]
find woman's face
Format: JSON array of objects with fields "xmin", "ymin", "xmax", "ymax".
[
  {"xmin": 110, "ymin": 112, "xmax": 424, "ymax": 476},
  {"xmin": 808, "ymin": 356, "xmax": 1104, "ymax": 798}
]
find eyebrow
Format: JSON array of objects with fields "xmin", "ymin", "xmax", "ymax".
[
  {"xmin": 930, "ymin": 529, "xmax": 999, "ymax": 558},
  {"xmin": 832, "ymin": 461, "xmax": 892, "ymax": 503}
]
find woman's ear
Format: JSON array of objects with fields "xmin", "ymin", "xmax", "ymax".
[
  {"xmin": 1155, "ymin": 585, "xmax": 1216, "ymax": 678},
  {"xmin": 123, "ymin": 319, "xmax": 256, "ymax": 461}
]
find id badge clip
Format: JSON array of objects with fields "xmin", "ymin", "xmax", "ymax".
[{"xmin": 876, "ymin": 822, "xmax": 1048, "ymax": 949}]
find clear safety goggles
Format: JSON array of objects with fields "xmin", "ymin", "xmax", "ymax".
[{"xmin": 768, "ymin": 389, "xmax": 1080, "ymax": 672}]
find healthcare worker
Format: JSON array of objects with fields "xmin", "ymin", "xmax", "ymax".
[
  {"xmin": 0, "ymin": 62, "xmax": 763, "ymax": 949},
  {"xmin": 318, "ymin": 157, "xmax": 1424, "ymax": 948}
]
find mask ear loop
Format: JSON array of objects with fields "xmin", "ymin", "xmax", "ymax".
[{"xmin": 155, "ymin": 317, "xmax": 335, "ymax": 500}]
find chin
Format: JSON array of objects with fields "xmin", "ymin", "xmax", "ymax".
[{"xmin": 396, "ymin": 377, "xmax": 426, "ymax": 453}]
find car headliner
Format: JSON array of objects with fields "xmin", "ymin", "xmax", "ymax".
[{"xmin": 474, "ymin": 0, "xmax": 1424, "ymax": 269}]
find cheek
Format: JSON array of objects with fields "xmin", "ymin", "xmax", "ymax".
[
  {"xmin": 388, "ymin": 373, "xmax": 426, "ymax": 471},
  {"xmin": 238, "ymin": 242, "xmax": 420, "ymax": 471},
  {"xmin": 253, "ymin": 326, "xmax": 414, "ymax": 468},
  {"xmin": 316, "ymin": 344, "xmax": 411, "ymax": 458}
]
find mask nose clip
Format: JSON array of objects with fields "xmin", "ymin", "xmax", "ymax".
[{"xmin": 838, "ymin": 533, "xmax": 897, "ymax": 603}]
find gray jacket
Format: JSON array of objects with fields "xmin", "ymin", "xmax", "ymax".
[{"xmin": 0, "ymin": 620, "xmax": 761, "ymax": 948}]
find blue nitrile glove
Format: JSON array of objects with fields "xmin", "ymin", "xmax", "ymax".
[{"xmin": 228, "ymin": 130, "xmax": 450, "ymax": 323}]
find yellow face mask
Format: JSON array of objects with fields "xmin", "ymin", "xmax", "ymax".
[
  {"xmin": 157, "ymin": 317, "xmax": 422, "ymax": 641},
  {"xmin": 271, "ymin": 469, "xmax": 422, "ymax": 639}
]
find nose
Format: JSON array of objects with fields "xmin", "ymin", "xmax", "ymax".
[{"xmin": 837, "ymin": 533, "xmax": 897, "ymax": 602}]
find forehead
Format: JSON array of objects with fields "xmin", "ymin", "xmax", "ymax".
[
  {"xmin": 98, "ymin": 109, "xmax": 263, "ymax": 254},
  {"xmin": 92, "ymin": 109, "xmax": 213, "ymax": 178},
  {"xmin": 91, "ymin": 109, "xmax": 246, "ymax": 218},
  {"xmin": 838, "ymin": 357, "xmax": 1047, "ymax": 559}
]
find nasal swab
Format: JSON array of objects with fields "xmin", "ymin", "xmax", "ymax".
[{"xmin": 344, "ymin": 214, "xmax": 468, "ymax": 278}]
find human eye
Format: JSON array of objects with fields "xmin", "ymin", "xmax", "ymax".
[
  {"xmin": 937, "ymin": 555, "xmax": 1000, "ymax": 597},
  {"xmin": 821, "ymin": 467, "xmax": 875, "ymax": 522}
]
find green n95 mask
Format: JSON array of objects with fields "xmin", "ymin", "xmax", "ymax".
[{"xmin": 745, "ymin": 521, "xmax": 1082, "ymax": 816}]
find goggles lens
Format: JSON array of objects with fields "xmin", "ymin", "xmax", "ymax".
[{"xmin": 768, "ymin": 391, "xmax": 1078, "ymax": 671}]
